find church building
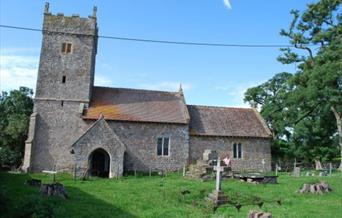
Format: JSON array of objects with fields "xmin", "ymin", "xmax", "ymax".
[{"xmin": 22, "ymin": 4, "xmax": 272, "ymax": 178}]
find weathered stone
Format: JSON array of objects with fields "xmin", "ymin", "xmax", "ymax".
[
  {"xmin": 40, "ymin": 183, "xmax": 68, "ymax": 199},
  {"xmin": 207, "ymin": 190, "xmax": 228, "ymax": 206},
  {"xmin": 293, "ymin": 167, "xmax": 301, "ymax": 177},
  {"xmin": 203, "ymin": 150, "xmax": 218, "ymax": 162},
  {"xmin": 189, "ymin": 136, "xmax": 272, "ymax": 172}
]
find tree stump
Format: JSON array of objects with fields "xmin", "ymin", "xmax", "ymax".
[
  {"xmin": 299, "ymin": 181, "xmax": 331, "ymax": 194},
  {"xmin": 40, "ymin": 183, "xmax": 68, "ymax": 199},
  {"xmin": 248, "ymin": 211, "xmax": 272, "ymax": 218}
]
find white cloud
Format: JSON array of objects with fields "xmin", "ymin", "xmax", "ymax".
[
  {"xmin": 214, "ymin": 80, "xmax": 264, "ymax": 107},
  {"xmin": 140, "ymin": 81, "xmax": 192, "ymax": 92},
  {"xmin": 0, "ymin": 55, "xmax": 39, "ymax": 92},
  {"xmin": 223, "ymin": 0, "xmax": 232, "ymax": 10},
  {"xmin": 94, "ymin": 75, "xmax": 114, "ymax": 87},
  {"xmin": 1, "ymin": 47, "xmax": 39, "ymax": 55}
]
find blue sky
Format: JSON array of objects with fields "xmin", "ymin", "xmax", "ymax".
[{"xmin": 0, "ymin": 0, "xmax": 316, "ymax": 107}]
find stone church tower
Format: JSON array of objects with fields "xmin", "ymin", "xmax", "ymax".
[
  {"xmin": 22, "ymin": 3, "xmax": 98, "ymax": 172},
  {"xmin": 23, "ymin": 3, "xmax": 272, "ymax": 177}
]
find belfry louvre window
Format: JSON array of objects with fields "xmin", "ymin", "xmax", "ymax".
[
  {"xmin": 233, "ymin": 143, "xmax": 242, "ymax": 159},
  {"xmin": 61, "ymin": 43, "xmax": 72, "ymax": 54},
  {"xmin": 157, "ymin": 137, "xmax": 170, "ymax": 156}
]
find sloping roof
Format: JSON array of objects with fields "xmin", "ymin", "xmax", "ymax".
[
  {"xmin": 83, "ymin": 86, "xmax": 189, "ymax": 124},
  {"xmin": 187, "ymin": 105, "xmax": 272, "ymax": 138},
  {"xmin": 71, "ymin": 115, "xmax": 126, "ymax": 149}
]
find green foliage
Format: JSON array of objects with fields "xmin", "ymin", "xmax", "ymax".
[
  {"xmin": 244, "ymin": 0, "xmax": 342, "ymax": 164},
  {"xmin": 0, "ymin": 87, "xmax": 33, "ymax": 168},
  {"xmin": 0, "ymin": 146, "xmax": 20, "ymax": 167}
]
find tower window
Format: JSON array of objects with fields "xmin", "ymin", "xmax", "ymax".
[
  {"xmin": 61, "ymin": 43, "xmax": 72, "ymax": 54},
  {"xmin": 61, "ymin": 101, "xmax": 64, "ymax": 107},
  {"xmin": 62, "ymin": 75, "xmax": 66, "ymax": 83}
]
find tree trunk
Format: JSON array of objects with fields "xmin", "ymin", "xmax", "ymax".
[{"xmin": 331, "ymin": 106, "xmax": 342, "ymax": 171}]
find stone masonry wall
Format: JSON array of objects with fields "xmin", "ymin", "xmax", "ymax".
[
  {"xmin": 30, "ymin": 100, "xmax": 91, "ymax": 172},
  {"xmin": 109, "ymin": 121, "xmax": 189, "ymax": 172},
  {"xmin": 189, "ymin": 136, "xmax": 272, "ymax": 172},
  {"xmin": 35, "ymin": 13, "xmax": 97, "ymax": 101},
  {"xmin": 72, "ymin": 118, "xmax": 126, "ymax": 178}
]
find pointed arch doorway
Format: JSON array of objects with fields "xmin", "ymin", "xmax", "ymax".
[{"xmin": 89, "ymin": 148, "xmax": 110, "ymax": 178}]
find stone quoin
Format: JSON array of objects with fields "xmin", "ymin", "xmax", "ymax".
[{"xmin": 22, "ymin": 3, "xmax": 272, "ymax": 178}]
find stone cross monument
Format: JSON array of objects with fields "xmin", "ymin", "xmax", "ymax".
[
  {"xmin": 207, "ymin": 158, "xmax": 228, "ymax": 206},
  {"xmin": 213, "ymin": 157, "xmax": 224, "ymax": 191}
]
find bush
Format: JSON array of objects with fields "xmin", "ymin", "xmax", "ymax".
[{"xmin": 0, "ymin": 146, "xmax": 19, "ymax": 169}]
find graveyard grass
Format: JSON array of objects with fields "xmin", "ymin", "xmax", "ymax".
[{"xmin": 0, "ymin": 172, "xmax": 341, "ymax": 218}]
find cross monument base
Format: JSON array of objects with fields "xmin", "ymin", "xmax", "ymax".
[{"xmin": 207, "ymin": 190, "xmax": 228, "ymax": 206}]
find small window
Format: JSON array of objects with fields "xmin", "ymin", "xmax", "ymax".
[
  {"xmin": 62, "ymin": 75, "xmax": 66, "ymax": 83},
  {"xmin": 157, "ymin": 137, "xmax": 170, "ymax": 156},
  {"xmin": 61, "ymin": 43, "xmax": 72, "ymax": 54},
  {"xmin": 233, "ymin": 143, "xmax": 242, "ymax": 159},
  {"xmin": 157, "ymin": 138, "xmax": 163, "ymax": 156},
  {"xmin": 61, "ymin": 100, "xmax": 64, "ymax": 107}
]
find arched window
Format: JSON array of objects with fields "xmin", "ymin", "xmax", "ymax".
[{"xmin": 233, "ymin": 143, "xmax": 242, "ymax": 159}]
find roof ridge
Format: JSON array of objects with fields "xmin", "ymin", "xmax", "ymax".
[
  {"xmin": 94, "ymin": 86, "xmax": 178, "ymax": 95},
  {"xmin": 187, "ymin": 104, "xmax": 252, "ymax": 110}
]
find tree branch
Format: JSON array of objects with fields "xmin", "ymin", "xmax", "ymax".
[{"xmin": 294, "ymin": 102, "xmax": 321, "ymax": 125}]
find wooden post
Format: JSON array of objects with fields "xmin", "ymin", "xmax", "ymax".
[
  {"xmin": 73, "ymin": 164, "xmax": 77, "ymax": 181},
  {"xmin": 53, "ymin": 165, "xmax": 56, "ymax": 182},
  {"xmin": 182, "ymin": 164, "xmax": 186, "ymax": 177},
  {"xmin": 117, "ymin": 165, "xmax": 119, "ymax": 179},
  {"xmin": 275, "ymin": 163, "xmax": 278, "ymax": 176},
  {"xmin": 134, "ymin": 168, "xmax": 137, "ymax": 177},
  {"xmin": 149, "ymin": 167, "xmax": 152, "ymax": 177}
]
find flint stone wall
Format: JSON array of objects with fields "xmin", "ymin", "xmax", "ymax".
[
  {"xmin": 35, "ymin": 13, "xmax": 97, "ymax": 101},
  {"xmin": 29, "ymin": 100, "xmax": 91, "ymax": 172},
  {"xmin": 189, "ymin": 136, "xmax": 271, "ymax": 172},
  {"xmin": 108, "ymin": 121, "xmax": 190, "ymax": 172}
]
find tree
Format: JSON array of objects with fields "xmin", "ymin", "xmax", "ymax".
[
  {"xmin": 245, "ymin": 0, "xmax": 342, "ymax": 168},
  {"xmin": 0, "ymin": 87, "xmax": 33, "ymax": 168},
  {"xmin": 244, "ymin": 72, "xmax": 295, "ymax": 161},
  {"xmin": 278, "ymin": 0, "xmax": 342, "ymax": 170}
]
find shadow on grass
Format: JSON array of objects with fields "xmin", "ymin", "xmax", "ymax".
[{"xmin": 0, "ymin": 172, "xmax": 137, "ymax": 218}]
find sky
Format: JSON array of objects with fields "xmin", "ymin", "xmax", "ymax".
[{"xmin": 0, "ymin": 0, "xmax": 317, "ymax": 107}]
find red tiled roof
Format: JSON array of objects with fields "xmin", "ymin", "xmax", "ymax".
[
  {"xmin": 187, "ymin": 105, "xmax": 272, "ymax": 138},
  {"xmin": 83, "ymin": 86, "xmax": 189, "ymax": 124}
]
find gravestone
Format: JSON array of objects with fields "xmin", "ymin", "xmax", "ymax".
[
  {"xmin": 207, "ymin": 158, "xmax": 228, "ymax": 206},
  {"xmin": 293, "ymin": 167, "xmax": 300, "ymax": 177},
  {"xmin": 203, "ymin": 150, "xmax": 218, "ymax": 162}
]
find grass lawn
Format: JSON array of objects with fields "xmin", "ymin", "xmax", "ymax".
[{"xmin": 0, "ymin": 172, "xmax": 341, "ymax": 218}]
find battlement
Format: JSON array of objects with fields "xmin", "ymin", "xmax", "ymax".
[{"xmin": 43, "ymin": 2, "xmax": 97, "ymax": 36}]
